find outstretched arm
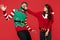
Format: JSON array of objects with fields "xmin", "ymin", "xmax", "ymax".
[
  {"xmin": 3, "ymin": 9, "xmax": 15, "ymax": 20},
  {"xmin": 27, "ymin": 9, "xmax": 37, "ymax": 16},
  {"xmin": 0, "ymin": 4, "xmax": 15, "ymax": 20}
]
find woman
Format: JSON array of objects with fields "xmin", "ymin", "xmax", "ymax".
[
  {"xmin": 27, "ymin": 4, "xmax": 54, "ymax": 40},
  {"xmin": 40, "ymin": 4, "xmax": 54, "ymax": 40}
]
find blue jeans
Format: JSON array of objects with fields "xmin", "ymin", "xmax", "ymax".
[
  {"xmin": 40, "ymin": 31, "xmax": 51, "ymax": 40},
  {"xmin": 17, "ymin": 30, "xmax": 32, "ymax": 40}
]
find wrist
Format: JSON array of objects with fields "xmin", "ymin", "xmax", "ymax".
[{"xmin": 46, "ymin": 29, "xmax": 49, "ymax": 32}]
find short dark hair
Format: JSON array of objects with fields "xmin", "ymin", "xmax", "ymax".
[{"xmin": 21, "ymin": 2, "xmax": 28, "ymax": 7}]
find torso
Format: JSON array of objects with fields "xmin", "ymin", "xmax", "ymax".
[
  {"xmin": 36, "ymin": 12, "xmax": 50, "ymax": 29},
  {"xmin": 14, "ymin": 9, "xmax": 27, "ymax": 27}
]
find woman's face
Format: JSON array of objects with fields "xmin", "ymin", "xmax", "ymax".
[{"xmin": 44, "ymin": 6, "xmax": 48, "ymax": 12}]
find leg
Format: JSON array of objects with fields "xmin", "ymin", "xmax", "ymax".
[
  {"xmin": 17, "ymin": 31, "xmax": 27, "ymax": 40},
  {"xmin": 22, "ymin": 30, "xmax": 32, "ymax": 40},
  {"xmin": 40, "ymin": 32, "xmax": 45, "ymax": 40},
  {"xmin": 45, "ymin": 32, "xmax": 51, "ymax": 40}
]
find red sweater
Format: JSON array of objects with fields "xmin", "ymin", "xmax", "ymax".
[{"xmin": 27, "ymin": 9, "xmax": 54, "ymax": 31}]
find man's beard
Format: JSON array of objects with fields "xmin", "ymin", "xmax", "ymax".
[{"xmin": 22, "ymin": 7, "xmax": 27, "ymax": 12}]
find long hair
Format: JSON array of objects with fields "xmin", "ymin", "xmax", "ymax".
[{"xmin": 43, "ymin": 4, "xmax": 52, "ymax": 20}]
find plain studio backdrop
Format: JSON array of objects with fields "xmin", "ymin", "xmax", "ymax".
[{"xmin": 0, "ymin": 0, "xmax": 60, "ymax": 40}]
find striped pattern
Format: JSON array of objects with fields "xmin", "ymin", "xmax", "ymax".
[
  {"xmin": 3, "ymin": 9, "xmax": 32, "ymax": 31},
  {"xmin": 25, "ymin": 21, "xmax": 32, "ymax": 31},
  {"xmin": 3, "ymin": 9, "xmax": 15, "ymax": 20},
  {"xmin": 26, "ymin": 24, "xmax": 32, "ymax": 31}
]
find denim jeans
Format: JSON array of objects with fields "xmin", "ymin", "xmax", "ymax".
[{"xmin": 40, "ymin": 31, "xmax": 51, "ymax": 40}]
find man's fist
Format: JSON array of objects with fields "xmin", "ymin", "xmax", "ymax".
[
  {"xmin": 0, "ymin": 4, "xmax": 7, "ymax": 11},
  {"xmin": 31, "ymin": 30, "xmax": 36, "ymax": 34}
]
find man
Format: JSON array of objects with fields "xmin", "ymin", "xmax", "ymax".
[{"xmin": 0, "ymin": 2, "xmax": 35, "ymax": 40}]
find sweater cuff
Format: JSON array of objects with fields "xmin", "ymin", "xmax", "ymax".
[{"xmin": 3, "ymin": 11, "xmax": 6, "ymax": 14}]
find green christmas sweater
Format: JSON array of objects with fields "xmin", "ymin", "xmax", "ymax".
[
  {"xmin": 3, "ymin": 7, "xmax": 32, "ymax": 31},
  {"xmin": 14, "ymin": 8, "xmax": 27, "ymax": 27}
]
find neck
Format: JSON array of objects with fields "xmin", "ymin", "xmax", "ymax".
[{"xmin": 21, "ymin": 10, "xmax": 26, "ymax": 14}]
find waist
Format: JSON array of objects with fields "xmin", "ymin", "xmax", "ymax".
[
  {"xmin": 14, "ymin": 20, "xmax": 25, "ymax": 26},
  {"xmin": 14, "ymin": 20, "xmax": 25, "ymax": 23},
  {"xmin": 16, "ymin": 26, "xmax": 27, "ymax": 31},
  {"xmin": 39, "ymin": 28, "xmax": 47, "ymax": 32}
]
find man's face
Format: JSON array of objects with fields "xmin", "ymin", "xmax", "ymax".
[{"xmin": 21, "ymin": 3, "xmax": 28, "ymax": 10}]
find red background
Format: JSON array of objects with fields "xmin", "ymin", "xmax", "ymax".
[{"xmin": 0, "ymin": 0, "xmax": 60, "ymax": 40}]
